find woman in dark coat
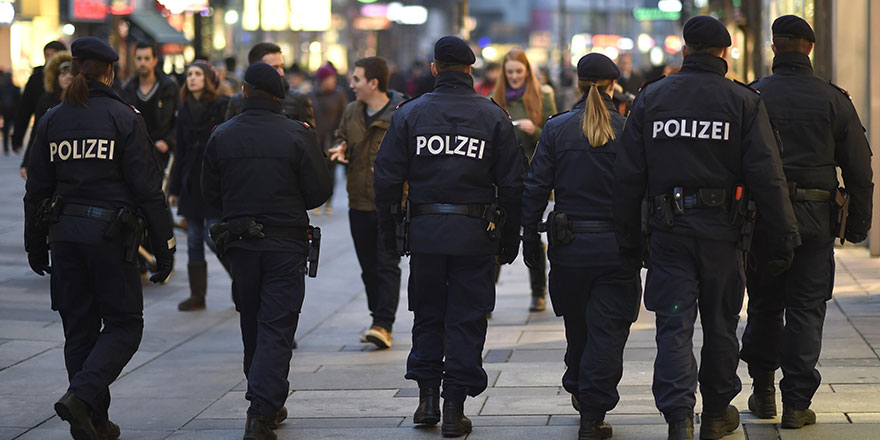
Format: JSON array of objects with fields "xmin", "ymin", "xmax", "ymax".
[
  {"xmin": 168, "ymin": 60, "xmax": 228, "ymax": 311},
  {"xmin": 20, "ymin": 51, "xmax": 73, "ymax": 179}
]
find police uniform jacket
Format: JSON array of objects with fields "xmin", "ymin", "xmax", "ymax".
[
  {"xmin": 752, "ymin": 52, "xmax": 873, "ymax": 238},
  {"xmin": 522, "ymin": 94, "xmax": 625, "ymax": 267},
  {"xmin": 201, "ymin": 97, "xmax": 331, "ymax": 252},
  {"xmin": 614, "ymin": 53, "xmax": 799, "ymax": 250},
  {"xmin": 168, "ymin": 95, "xmax": 228, "ymax": 219},
  {"xmin": 225, "ymin": 88, "xmax": 315, "ymax": 127},
  {"xmin": 24, "ymin": 81, "xmax": 174, "ymax": 255},
  {"xmin": 374, "ymin": 71, "xmax": 526, "ymax": 256}
]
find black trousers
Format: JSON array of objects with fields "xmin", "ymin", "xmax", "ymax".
[
  {"xmin": 741, "ymin": 234, "xmax": 835, "ymax": 410},
  {"xmin": 227, "ymin": 247, "xmax": 305, "ymax": 418},
  {"xmin": 50, "ymin": 241, "xmax": 144, "ymax": 424},
  {"xmin": 645, "ymin": 232, "xmax": 744, "ymax": 422},
  {"xmin": 349, "ymin": 209, "xmax": 401, "ymax": 331},
  {"xmin": 549, "ymin": 265, "xmax": 641, "ymax": 420},
  {"xmin": 405, "ymin": 253, "xmax": 495, "ymax": 402}
]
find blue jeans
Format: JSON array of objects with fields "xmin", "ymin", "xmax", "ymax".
[{"xmin": 186, "ymin": 217, "xmax": 219, "ymax": 263}]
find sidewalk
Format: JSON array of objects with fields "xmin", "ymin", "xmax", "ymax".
[{"xmin": 1, "ymin": 153, "xmax": 879, "ymax": 439}]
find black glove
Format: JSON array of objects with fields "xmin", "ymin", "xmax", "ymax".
[
  {"xmin": 619, "ymin": 246, "xmax": 644, "ymax": 272},
  {"xmin": 845, "ymin": 228, "xmax": 867, "ymax": 244},
  {"xmin": 150, "ymin": 254, "xmax": 174, "ymax": 284},
  {"xmin": 522, "ymin": 239, "xmax": 541, "ymax": 269},
  {"xmin": 767, "ymin": 248, "xmax": 794, "ymax": 276},
  {"xmin": 498, "ymin": 235, "xmax": 521, "ymax": 265},
  {"xmin": 28, "ymin": 249, "xmax": 51, "ymax": 276}
]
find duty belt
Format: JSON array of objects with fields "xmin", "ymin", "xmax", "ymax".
[
  {"xmin": 61, "ymin": 204, "xmax": 116, "ymax": 222},
  {"xmin": 260, "ymin": 225, "xmax": 309, "ymax": 241},
  {"xmin": 539, "ymin": 219, "xmax": 616, "ymax": 233},
  {"xmin": 410, "ymin": 203, "xmax": 493, "ymax": 220},
  {"xmin": 791, "ymin": 188, "xmax": 833, "ymax": 202}
]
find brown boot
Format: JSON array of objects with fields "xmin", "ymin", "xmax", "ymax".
[{"xmin": 178, "ymin": 262, "xmax": 207, "ymax": 311}]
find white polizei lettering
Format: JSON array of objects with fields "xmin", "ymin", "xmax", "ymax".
[
  {"xmin": 445, "ymin": 135, "xmax": 454, "ymax": 154},
  {"xmin": 723, "ymin": 122, "xmax": 730, "ymax": 140},
  {"xmin": 698, "ymin": 121, "xmax": 711, "ymax": 139},
  {"xmin": 109, "ymin": 140, "xmax": 115, "ymax": 160},
  {"xmin": 653, "ymin": 121, "xmax": 664, "ymax": 138},
  {"xmin": 466, "ymin": 137, "xmax": 479, "ymax": 157},
  {"xmin": 97, "ymin": 139, "xmax": 108, "ymax": 159},
  {"xmin": 85, "ymin": 139, "xmax": 97, "ymax": 158},
  {"xmin": 478, "ymin": 140, "xmax": 486, "ymax": 159},
  {"xmin": 49, "ymin": 142, "xmax": 58, "ymax": 162},
  {"xmin": 58, "ymin": 141, "xmax": 71, "ymax": 160},
  {"xmin": 680, "ymin": 119, "xmax": 692, "ymax": 137},
  {"xmin": 416, "ymin": 136, "xmax": 427, "ymax": 155},
  {"xmin": 712, "ymin": 121, "xmax": 723, "ymax": 140},
  {"xmin": 692, "ymin": 120, "xmax": 698, "ymax": 138},
  {"xmin": 427, "ymin": 135, "xmax": 443, "ymax": 154},
  {"xmin": 664, "ymin": 119, "xmax": 680, "ymax": 137},
  {"xmin": 72, "ymin": 140, "xmax": 82, "ymax": 159},
  {"xmin": 454, "ymin": 136, "xmax": 468, "ymax": 156}
]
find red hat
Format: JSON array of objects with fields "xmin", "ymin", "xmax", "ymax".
[{"xmin": 316, "ymin": 64, "xmax": 336, "ymax": 82}]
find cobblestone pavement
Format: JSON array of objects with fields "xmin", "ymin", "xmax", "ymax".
[{"xmin": 1, "ymin": 154, "xmax": 879, "ymax": 439}]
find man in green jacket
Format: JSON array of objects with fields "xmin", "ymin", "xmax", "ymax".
[{"xmin": 329, "ymin": 57, "xmax": 406, "ymax": 349}]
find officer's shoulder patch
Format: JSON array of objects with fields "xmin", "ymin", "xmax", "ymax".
[
  {"xmin": 547, "ymin": 110, "xmax": 570, "ymax": 121},
  {"xmin": 395, "ymin": 97, "xmax": 416, "ymax": 110},
  {"xmin": 489, "ymin": 97, "xmax": 511, "ymax": 118},
  {"xmin": 828, "ymin": 81, "xmax": 852, "ymax": 99},
  {"xmin": 734, "ymin": 79, "xmax": 760, "ymax": 94},
  {"xmin": 129, "ymin": 104, "xmax": 141, "ymax": 114},
  {"xmin": 639, "ymin": 76, "xmax": 664, "ymax": 92}
]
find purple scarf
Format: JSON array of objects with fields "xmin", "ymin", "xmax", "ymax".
[{"xmin": 505, "ymin": 84, "xmax": 527, "ymax": 102}]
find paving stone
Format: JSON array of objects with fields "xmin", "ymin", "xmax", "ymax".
[{"xmin": 778, "ymin": 423, "xmax": 880, "ymax": 439}]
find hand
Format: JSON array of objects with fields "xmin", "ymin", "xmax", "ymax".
[
  {"xmin": 498, "ymin": 237, "xmax": 521, "ymax": 265},
  {"xmin": 514, "ymin": 119, "xmax": 535, "ymax": 135},
  {"xmin": 168, "ymin": 195, "xmax": 179, "ymax": 207},
  {"xmin": 150, "ymin": 256, "xmax": 174, "ymax": 284},
  {"xmin": 328, "ymin": 141, "xmax": 348, "ymax": 163},
  {"xmin": 767, "ymin": 248, "xmax": 794, "ymax": 276},
  {"xmin": 20, "ymin": 167, "xmax": 27, "ymax": 180},
  {"xmin": 522, "ymin": 239, "xmax": 542, "ymax": 269},
  {"xmin": 155, "ymin": 140, "xmax": 169, "ymax": 153},
  {"xmin": 28, "ymin": 250, "xmax": 51, "ymax": 276},
  {"xmin": 619, "ymin": 246, "xmax": 645, "ymax": 272}
]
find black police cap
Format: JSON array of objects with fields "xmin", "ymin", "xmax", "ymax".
[
  {"xmin": 71, "ymin": 37, "xmax": 119, "ymax": 63},
  {"xmin": 433, "ymin": 36, "xmax": 476, "ymax": 66},
  {"xmin": 577, "ymin": 53, "xmax": 621, "ymax": 81},
  {"xmin": 683, "ymin": 16, "xmax": 731, "ymax": 48},
  {"xmin": 244, "ymin": 62, "xmax": 285, "ymax": 99},
  {"xmin": 772, "ymin": 15, "xmax": 815, "ymax": 42}
]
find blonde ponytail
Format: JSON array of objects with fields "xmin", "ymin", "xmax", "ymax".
[{"xmin": 581, "ymin": 79, "xmax": 615, "ymax": 147}]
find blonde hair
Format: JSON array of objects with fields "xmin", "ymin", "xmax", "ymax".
[{"xmin": 579, "ymin": 79, "xmax": 616, "ymax": 147}]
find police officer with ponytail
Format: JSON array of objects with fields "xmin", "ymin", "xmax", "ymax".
[
  {"xmin": 24, "ymin": 37, "xmax": 175, "ymax": 440},
  {"xmin": 522, "ymin": 53, "xmax": 640, "ymax": 440}
]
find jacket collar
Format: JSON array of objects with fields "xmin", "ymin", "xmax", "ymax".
[
  {"xmin": 433, "ymin": 71, "xmax": 476, "ymax": 94},
  {"xmin": 681, "ymin": 53, "xmax": 728, "ymax": 77},
  {"xmin": 88, "ymin": 81, "xmax": 127, "ymax": 104},
  {"xmin": 771, "ymin": 52, "xmax": 813, "ymax": 75},
  {"xmin": 572, "ymin": 91, "xmax": 616, "ymax": 112},
  {"xmin": 243, "ymin": 97, "xmax": 282, "ymax": 113}
]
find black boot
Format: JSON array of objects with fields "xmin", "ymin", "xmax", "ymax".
[
  {"xmin": 243, "ymin": 413, "xmax": 277, "ymax": 440},
  {"xmin": 668, "ymin": 417, "xmax": 694, "ymax": 440},
  {"xmin": 178, "ymin": 262, "xmax": 207, "ymax": 311},
  {"xmin": 268, "ymin": 407, "xmax": 287, "ymax": 429},
  {"xmin": 781, "ymin": 406, "xmax": 816, "ymax": 429},
  {"xmin": 578, "ymin": 416, "xmax": 612, "ymax": 440},
  {"xmin": 413, "ymin": 387, "xmax": 441, "ymax": 425},
  {"xmin": 699, "ymin": 405, "xmax": 739, "ymax": 439},
  {"xmin": 747, "ymin": 369, "xmax": 776, "ymax": 418},
  {"xmin": 94, "ymin": 419, "xmax": 120, "ymax": 440},
  {"xmin": 54, "ymin": 392, "xmax": 100, "ymax": 440},
  {"xmin": 441, "ymin": 399, "xmax": 472, "ymax": 438}
]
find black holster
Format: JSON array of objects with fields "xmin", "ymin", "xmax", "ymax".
[
  {"xmin": 540, "ymin": 211, "xmax": 575, "ymax": 246},
  {"xmin": 104, "ymin": 206, "xmax": 146, "ymax": 264},
  {"xmin": 35, "ymin": 195, "xmax": 64, "ymax": 231},
  {"xmin": 307, "ymin": 226, "xmax": 321, "ymax": 278},
  {"xmin": 486, "ymin": 202, "xmax": 505, "ymax": 242},
  {"xmin": 209, "ymin": 217, "xmax": 266, "ymax": 258},
  {"xmin": 833, "ymin": 187, "xmax": 850, "ymax": 245},
  {"xmin": 391, "ymin": 202, "xmax": 409, "ymax": 256}
]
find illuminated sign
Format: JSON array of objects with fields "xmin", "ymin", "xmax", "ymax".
[
  {"xmin": 633, "ymin": 8, "xmax": 680, "ymax": 21},
  {"xmin": 0, "ymin": 0, "xmax": 13, "ymax": 24},
  {"xmin": 109, "ymin": 0, "xmax": 135, "ymax": 15}
]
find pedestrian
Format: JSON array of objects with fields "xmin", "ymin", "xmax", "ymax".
[
  {"xmin": 613, "ymin": 16, "xmax": 801, "ymax": 440},
  {"xmin": 327, "ymin": 56, "xmax": 406, "ymax": 349},
  {"xmin": 492, "ymin": 48, "xmax": 557, "ymax": 312},
  {"xmin": 226, "ymin": 43, "xmax": 314, "ymax": 126},
  {"xmin": 522, "ymin": 53, "xmax": 641, "ymax": 440},
  {"xmin": 120, "ymin": 42, "xmax": 180, "ymax": 171},
  {"xmin": 201, "ymin": 62, "xmax": 331, "ymax": 440},
  {"xmin": 0, "ymin": 71, "xmax": 20, "ymax": 155},
  {"xmin": 169, "ymin": 60, "xmax": 229, "ymax": 311},
  {"xmin": 474, "ymin": 62, "xmax": 499, "ymax": 96},
  {"xmin": 19, "ymin": 51, "xmax": 72, "ymax": 179},
  {"xmin": 374, "ymin": 36, "xmax": 525, "ymax": 438},
  {"xmin": 23, "ymin": 36, "xmax": 175, "ymax": 440},
  {"xmin": 739, "ymin": 15, "xmax": 873, "ymax": 429},
  {"xmin": 309, "ymin": 63, "xmax": 349, "ymax": 215},
  {"xmin": 12, "ymin": 40, "xmax": 66, "ymax": 154}
]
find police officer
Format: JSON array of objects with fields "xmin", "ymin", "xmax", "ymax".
[
  {"xmin": 23, "ymin": 37, "xmax": 175, "ymax": 440},
  {"xmin": 201, "ymin": 62, "xmax": 331, "ymax": 440},
  {"xmin": 739, "ymin": 15, "xmax": 873, "ymax": 429},
  {"xmin": 614, "ymin": 16, "xmax": 800, "ymax": 440},
  {"xmin": 374, "ymin": 36, "xmax": 525, "ymax": 438},
  {"xmin": 522, "ymin": 53, "xmax": 641, "ymax": 440}
]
